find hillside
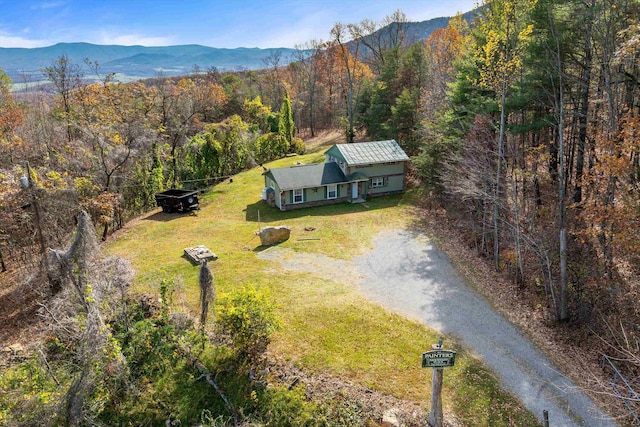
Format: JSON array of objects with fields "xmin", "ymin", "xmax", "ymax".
[{"xmin": 0, "ymin": 132, "xmax": 541, "ymax": 426}]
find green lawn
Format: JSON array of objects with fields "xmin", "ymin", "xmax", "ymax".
[{"xmin": 106, "ymin": 148, "xmax": 540, "ymax": 426}]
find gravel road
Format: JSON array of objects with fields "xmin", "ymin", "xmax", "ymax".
[
  {"xmin": 257, "ymin": 228, "xmax": 618, "ymax": 426},
  {"xmin": 354, "ymin": 229, "xmax": 618, "ymax": 427}
]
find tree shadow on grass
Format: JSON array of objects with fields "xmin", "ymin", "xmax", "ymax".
[
  {"xmin": 450, "ymin": 358, "xmax": 542, "ymax": 426},
  {"xmin": 143, "ymin": 210, "xmax": 201, "ymax": 222},
  {"xmin": 243, "ymin": 194, "xmax": 403, "ymax": 223},
  {"xmin": 252, "ymin": 242, "xmax": 286, "ymax": 253}
]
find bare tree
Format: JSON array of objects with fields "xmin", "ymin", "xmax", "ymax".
[
  {"xmin": 293, "ymin": 39, "xmax": 323, "ymax": 137},
  {"xmin": 42, "ymin": 53, "xmax": 83, "ymax": 142},
  {"xmin": 348, "ymin": 9, "xmax": 409, "ymax": 74},
  {"xmin": 263, "ymin": 50, "xmax": 285, "ymax": 110},
  {"xmin": 330, "ymin": 22, "xmax": 363, "ymax": 142}
]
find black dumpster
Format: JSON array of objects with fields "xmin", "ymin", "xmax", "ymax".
[{"xmin": 155, "ymin": 189, "xmax": 200, "ymax": 213}]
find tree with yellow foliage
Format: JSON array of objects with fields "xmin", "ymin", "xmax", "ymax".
[{"xmin": 473, "ymin": 0, "xmax": 537, "ymax": 271}]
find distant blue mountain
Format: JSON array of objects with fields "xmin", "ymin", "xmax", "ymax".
[
  {"xmin": 0, "ymin": 10, "xmax": 477, "ymax": 85},
  {"xmin": 0, "ymin": 42, "xmax": 298, "ymax": 83}
]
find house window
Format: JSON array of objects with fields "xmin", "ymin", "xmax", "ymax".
[
  {"xmin": 327, "ymin": 184, "xmax": 337, "ymax": 199},
  {"xmin": 371, "ymin": 177, "xmax": 385, "ymax": 188},
  {"xmin": 293, "ymin": 189, "xmax": 304, "ymax": 203}
]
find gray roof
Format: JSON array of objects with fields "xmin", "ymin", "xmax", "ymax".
[
  {"xmin": 325, "ymin": 140, "xmax": 410, "ymax": 166},
  {"xmin": 266, "ymin": 162, "xmax": 346, "ymax": 190}
]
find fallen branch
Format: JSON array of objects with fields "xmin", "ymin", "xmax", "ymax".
[
  {"xmin": 36, "ymin": 301, "xmax": 77, "ymax": 339},
  {"xmin": 177, "ymin": 342, "xmax": 239, "ymax": 426},
  {"xmin": 38, "ymin": 348, "xmax": 60, "ymax": 386}
]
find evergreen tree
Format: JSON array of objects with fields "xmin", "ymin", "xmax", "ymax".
[{"xmin": 278, "ymin": 90, "xmax": 295, "ymax": 144}]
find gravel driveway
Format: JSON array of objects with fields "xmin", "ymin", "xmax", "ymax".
[
  {"xmin": 354, "ymin": 230, "xmax": 617, "ymax": 427},
  {"xmin": 258, "ymin": 229, "xmax": 618, "ymax": 426}
]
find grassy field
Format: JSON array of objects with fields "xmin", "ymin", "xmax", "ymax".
[{"xmin": 106, "ymin": 134, "xmax": 540, "ymax": 426}]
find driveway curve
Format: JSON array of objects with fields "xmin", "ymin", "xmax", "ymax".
[
  {"xmin": 257, "ymin": 228, "xmax": 618, "ymax": 426},
  {"xmin": 354, "ymin": 229, "xmax": 617, "ymax": 427}
]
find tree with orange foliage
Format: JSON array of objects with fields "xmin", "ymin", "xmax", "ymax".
[
  {"xmin": 0, "ymin": 69, "xmax": 25, "ymax": 166},
  {"xmin": 423, "ymin": 15, "xmax": 469, "ymax": 121},
  {"xmin": 0, "ymin": 69, "xmax": 25, "ymax": 272},
  {"xmin": 155, "ymin": 77, "xmax": 227, "ymax": 187}
]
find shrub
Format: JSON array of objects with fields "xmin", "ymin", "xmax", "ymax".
[
  {"xmin": 254, "ymin": 132, "xmax": 289, "ymax": 164},
  {"xmin": 216, "ymin": 285, "xmax": 280, "ymax": 366},
  {"xmin": 289, "ymin": 137, "xmax": 306, "ymax": 155}
]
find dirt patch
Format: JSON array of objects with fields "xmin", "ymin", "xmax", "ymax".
[
  {"xmin": 299, "ymin": 130, "xmax": 346, "ymax": 153},
  {"xmin": 267, "ymin": 355, "xmax": 461, "ymax": 427},
  {"xmin": 257, "ymin": 246, "xmax": 361, "ymax": 285},
  {"xmin": 0, "ymin": 272, "xmax": 47, "ymax": 365}
]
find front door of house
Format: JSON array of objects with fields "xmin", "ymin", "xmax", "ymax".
[{"xmin": 351, "ymin": 182, "xmax": 358, "ymax": 199}]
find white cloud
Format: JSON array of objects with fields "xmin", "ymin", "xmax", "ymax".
[
  {"xmin": 96, "ymin": 33, "xmax": 175, "ymax": 47},
  {"xmin": 0, "ymin": 34, "xmax": 51, "ymax": 48},
  {"xmin": 215, "ymin": 9, "xmax": 334, "ymax": 48}
]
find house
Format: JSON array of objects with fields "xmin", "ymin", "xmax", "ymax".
[{"xmin": 262, "ymin": 140, "xmax": 410, "ymax": 211}]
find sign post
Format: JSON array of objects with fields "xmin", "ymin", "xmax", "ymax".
[{"xmin": 422, "ymin": 340, "xmax": 455, "ymax": 427}]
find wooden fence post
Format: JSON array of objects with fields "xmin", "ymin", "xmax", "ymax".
[{"xmin": 429, "ymin": 367, "xmax": 444, "ymax": 427}]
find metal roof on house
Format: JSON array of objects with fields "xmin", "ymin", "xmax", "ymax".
[
  {"xmin": 265, "ymin": 162, "xmax": 346, "ymax": 190},
  {"xmin": 345, "ymin": 171, "xmax": 369, "ymax": 181},
  {"xmin": 325, "ymin": 140, "xmax": 410, "ymax": 166}
]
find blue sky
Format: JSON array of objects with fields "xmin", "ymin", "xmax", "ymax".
[{"xmin": 0, "ymin": 1, "xmax": 478, "ymax": 49}]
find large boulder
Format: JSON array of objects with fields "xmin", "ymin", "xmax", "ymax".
[{"xmin": 257, "ymin": 226, "xmax": 291, "ymax": 246}]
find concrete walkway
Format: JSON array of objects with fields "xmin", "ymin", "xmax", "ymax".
[{"xmin": 354, "ymin": 229, "xmax": 618, "ymax": 427}]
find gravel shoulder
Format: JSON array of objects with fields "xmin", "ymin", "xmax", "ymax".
[{"xmin": 259, "ymin": 228, "xmax": 619, "ymax": 427}]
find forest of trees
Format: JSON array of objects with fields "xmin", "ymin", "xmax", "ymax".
[{"xmin": 2, "ymin": 0, "xmax": 640, "ymax": 423}]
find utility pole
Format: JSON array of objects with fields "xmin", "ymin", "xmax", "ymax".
[{"xmin": 422, "ymin": 339, "xmax": 456, "ymax": 427}]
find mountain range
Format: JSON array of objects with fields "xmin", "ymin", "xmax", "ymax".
[{"xmin": 0, "ymin": 10, "xmax": 476, "ymax": 86}]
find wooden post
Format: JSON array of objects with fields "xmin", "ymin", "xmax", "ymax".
[
  {"xmin": 428, "ymin": 340, "xmax": 444, "ymax": 427},
  {"xmin": 429, "ymin": 367, "xmax": 444, "ymax": 427},
  {"xmin": 543, "ymin": 410, "xmax": 549, "ymax": 427}
]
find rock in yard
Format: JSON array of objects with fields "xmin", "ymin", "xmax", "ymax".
[
  {"xmin": 381, "ymin": 408, "xmax": 400, "ymax": 427},
  {"xmin": 257, "ymin": 226, "xmax": 291, "ymax": 246}
]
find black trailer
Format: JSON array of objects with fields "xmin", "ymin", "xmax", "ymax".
[{"xmin": 155, "ymin": 189, "xmax": 200, "ymax": 213}]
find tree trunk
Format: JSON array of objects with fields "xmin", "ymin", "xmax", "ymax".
[
  {"xmin": 512, "ymin": 175, "xmax": 524, "ymax": 286},
  {"xmin": 494, "ymin": 86, "xmax": 507, "ymax": 271},
  {"xmin": 309, "ymin": 77, "xmax": 316, "ymax": 138},
  {"xmin": 556, "ymin": 35, "xmax": 568, "ymax": 323},
  {"xmin": 573, "ymin": 16, "xmax": 593, "ymax": 204}
]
